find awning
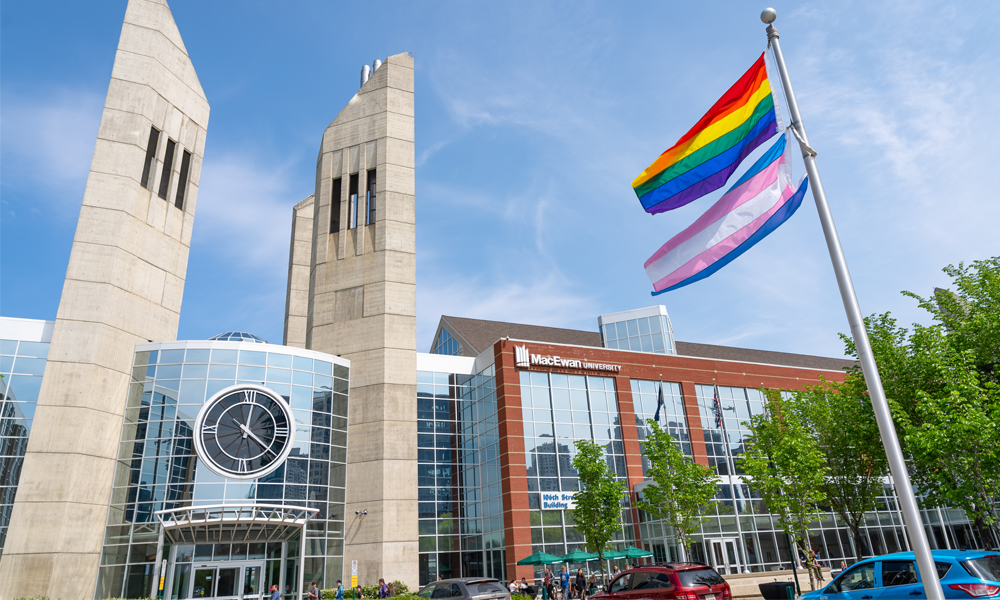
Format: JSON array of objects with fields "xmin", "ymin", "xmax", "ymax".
[{"xmin": 154, "ymin": 503, "xmax": 319, "ymax": 545}]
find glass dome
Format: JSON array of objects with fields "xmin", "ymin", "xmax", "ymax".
[{"xmin": 208, "ymin": 331, "xmax": 266, "ymax": 343}]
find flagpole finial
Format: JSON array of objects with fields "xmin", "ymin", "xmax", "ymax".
[{"xmin": 761, "ymin": 7, "xmax": 777, "ymax": 24}]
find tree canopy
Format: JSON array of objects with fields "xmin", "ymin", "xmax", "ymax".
[
  {"xmin": 571, "ymin": 439, "xmax": 629, "ymax": 572},
  {"xmin": 636, "ymin": 419, "xmax": 719, "ymax": 560}
]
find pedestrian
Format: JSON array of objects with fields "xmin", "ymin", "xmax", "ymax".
[
  {"xmin": 520, "ymin": 577, "xmax": 529, "ymax": 595},
  {"xmin": 388, "ymin": 582, "xmax": 396, "ymax": 597},
  {"xmin": 379, "ymin": 578, "xmax": 389, "ymax": 599},
  {"xmin": 561, "ymin": 566, "xmax": 570, "ymax": 600},
  {"xmin": 587, "ymin": 573, "xmax": 596, "ymax": 596},
  {"xmin": 807, "ymin": 549, "xmax": 824, "ymax": 585},
  {"xmin": 509, "ymin": 580, "xmax": 518, "ymax": 595},
  {"xmin": 575, "ymin": 570, "xmax": 586, "ymax": 600},
  {"xmin": 544, "ymin": 566, "xmax": 554, "ymax": 600},
  {"xmin": 356, "ymin": 585, "xmax": 365, "ymax": 599},
  {"xmin": 308, "ymin": 582, "xmax": 321, "ymax": 600},
  {"xmin": 270, "ymin": 585, "xmax": 281, "ymax": 600},
  {"xmin": 336, "ymin": 580, "xmax": 345, "ymax": 600}
]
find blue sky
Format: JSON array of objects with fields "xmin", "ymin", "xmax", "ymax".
[{"xmin": 2, "ymin": 1, "xmax": 998, "ymax": 358}]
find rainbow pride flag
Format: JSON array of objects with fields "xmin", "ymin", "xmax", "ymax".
[
  {"xmin": 644, "ymin": 133, "xmax": 809, "ymax": 294},
  {"xmin": 633, "ymin": 53, "xmax": 777, "ymax": 214}
]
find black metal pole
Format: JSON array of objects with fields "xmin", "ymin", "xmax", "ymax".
[{"xmin": 785, "ymin": 533, "xmax": 801, "ymax": 596}]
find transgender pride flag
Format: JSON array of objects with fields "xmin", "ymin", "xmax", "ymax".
[{"xmin": 644, "ymin": 133, "xmax": 809, "ymax": 294}]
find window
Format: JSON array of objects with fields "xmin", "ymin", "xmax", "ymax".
[
  {"xmin": 629, "ymin": 572, "xmax": 654, "ymax": 590},
  {"xmin": 832, "ymin": 563, "xmax": 875, "ymax": 592},
  {"xmin": 348, "ymin": 173, "xmax": 359, "ymax": 229},
  {"xmin": 882, "ymin": 561, "xmax": 917, "ymax": 587},
  {"xmin": 934, "ymin": 562, "xmax": 951, "ymax": 578},
  {"xmin": 174, "ymin": 150, "xmax": 191, "ymax": 209},
  {"xmin": 609, "ymin": 574, "xmax": 631, "ymax": 594},
  {"xmin": 330, "ymin": 178, "xmax": 342, "ymax": 233},
  {"xmin": 366, "ymin": 169, "xmax": 377, "ymax": 225},
  {"xmin": 157, "ymin": 139, "xmax": 176, "ymax": 200},
  {"xmin": 676, "ymin": 569, "xmax": 725, "ymax": 587},
  {"xmin": 141, "ymin": 127, "xmax": 160, "ymax": 190}
]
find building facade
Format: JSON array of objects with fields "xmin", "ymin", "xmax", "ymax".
[
  {"xmin": 412, "ymin": 315, "xmax": 986, "ymax": 585},
  {"xmin": 94, "ymin": 336, "xmax": 350, "ymax": 599}
]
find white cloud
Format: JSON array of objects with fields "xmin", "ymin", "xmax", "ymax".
[
  {"xmin": 191, "ymin": 151, "xmax": 303, "ymax": 277},
  {"xmin": 0, "ymin": 88, "xmax": 103, "ymax": 205},
  {"xmin": 416, "ymin": 274, "xmax": 600, "ymax": 352}
]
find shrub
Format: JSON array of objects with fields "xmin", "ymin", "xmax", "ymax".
[
  {"xmin": 391, "ymin": 581, "xmax": 410, "ymax": 595},
  {"xmin": 513, "ymin": 594, "xmax": 534, "ymax": 600}
]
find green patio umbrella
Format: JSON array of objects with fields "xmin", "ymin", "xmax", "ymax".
[
  {"xmin": 517, "ymin": 551, "xmax": 565, "ymax": 565},
  {"xmin": 601, "ymin": 549, "xmax": 627, "ymax": 560},
  {"xmin": 622, "ymin": 546, "xmax": 654, "ymax": 560},
  {"xmin": 561, "ymin": 549, "xmax": 599, "ymax": 563}
]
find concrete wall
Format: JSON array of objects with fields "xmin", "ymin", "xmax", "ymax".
[
  {"xmin": 0, "ymin": 1, "xmax": 209, "ymax": 597},
  {"xmin": 301, "ymin": 52, "xmax": 417, "ymax": 588},
  {"xmin": 284, "ymin": 195, "xmax": 315, "ymax": 348}
]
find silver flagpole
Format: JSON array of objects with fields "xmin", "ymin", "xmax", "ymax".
[{"xmin": 759, "ymin": 8, "xmax": 944, "ymax": 600}]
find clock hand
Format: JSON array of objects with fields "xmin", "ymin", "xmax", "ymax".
[
  {"xmin": 233, "ymin": 417, "xmax": 250, "ymax": 439},
  {"xmin": 243, "ymin": 427, "xmax": 277, "ymax": 457}
]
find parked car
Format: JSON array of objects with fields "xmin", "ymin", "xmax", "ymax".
[
  {"xmin": 800, "ymin": 551, "xmax": 1000, "ymax": 600},
  {"xmin": 588, "ymin": 563, "xmax": 732, "ymax": 600},
  {"xmin": 417, "ymin": 577, "xmax": 512, "ymax": 600}
]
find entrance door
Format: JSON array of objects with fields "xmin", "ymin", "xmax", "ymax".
[
  {"xmin": 190, "ymin": 563, "xmax": 264, "ymax": 599},
  {"xmin": 708, "ymin": 539, "xmax": 741, "ymax": 575}
]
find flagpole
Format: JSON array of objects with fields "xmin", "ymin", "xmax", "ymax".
[{"xmin": 759, "ymin": 8, "xmax": 943, "ymax": 600}]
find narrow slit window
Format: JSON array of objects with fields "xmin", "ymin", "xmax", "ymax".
[
  {"xmin": 141, "ymin": 127, "xmax": 160, "ymax": 190},
  {"xmin": 330, "ymin": 177, "xmax": 342, "ymax": 232},
  {"xmin": 366, "ymin": 168, "xmax": 377, "ymax": 225},
  {"xmin": 157, "ymin": 139, "xmax": 176, "ymax": 200},
  {"xmin": 174, "ymin": 150, "xmax": 192, "ymax": 209},
  {"xmin": 348, "ymin": 173, "xmax": 359, "ymax": 229}
]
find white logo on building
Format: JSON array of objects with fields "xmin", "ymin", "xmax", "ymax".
[
  {"xmin": 512, "ymin": 345, "xmax": 621, "ymax": 373},
  {"xmin": 515, "ymin": 345, "xmax": 531, "ymax": 368}
]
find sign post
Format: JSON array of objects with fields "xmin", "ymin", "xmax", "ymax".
[{"xmin": 351, "ymin": 560, "xmax": 358, "ymax": 590}]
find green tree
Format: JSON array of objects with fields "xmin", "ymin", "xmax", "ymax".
[
  {"xmin": 792, "ymin": 379, "xmax": 888, "ymax": 559},
  {"xmin": 636, "ymin": 419, "xmax": 719, "ymax": 561},
  {"xmin": 572, "ymin": 439, "xmax": 628, "ymax": 577},
  {"xmin": 740, "ymin": 392, "xmax": 828, "ymax": 569},
  {"xmin": 842, "ymin": 259, "xmax": 1000, "ymax": 547}
]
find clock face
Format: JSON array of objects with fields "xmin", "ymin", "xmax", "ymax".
[{"xmin": 193, "ymin": 384, "xmax": 294, "ymax": 480}]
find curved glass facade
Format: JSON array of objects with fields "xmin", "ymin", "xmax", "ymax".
[
  {"xmin": 0, "ymin": 331, "xmax": 51, "ymax": 557},
  {"xmin": 96, "ymin": 340, "xmax": 349, "ymax": 600}
]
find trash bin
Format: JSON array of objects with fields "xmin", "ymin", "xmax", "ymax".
[{"xmin": 758, "ymin": 582, "xmax": 797, "ymax": 600}]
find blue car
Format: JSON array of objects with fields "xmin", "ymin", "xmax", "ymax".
[{"xmin": 801, "ymin": 551, "xmax": 1000, "ymax": 600}]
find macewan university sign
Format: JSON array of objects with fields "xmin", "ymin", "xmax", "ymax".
[{"xmin": 514, "ymin": 345, "xmax": 622, "ymax": 373}]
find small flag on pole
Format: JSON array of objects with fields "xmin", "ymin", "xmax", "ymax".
[
  {"xmin": 653, "ymin": 382, "xmax": 666, "ymax": 423},
  {"xmin": 632, "ymin": 53, "xmax": 777, "ymax": 214},
  {"xmin": 713, "ymin": 384, "xmax": 724, "ymax": 429},
  {"xmin": 643, "ymin": 133, "xmax": 808, "ymax": 294}
]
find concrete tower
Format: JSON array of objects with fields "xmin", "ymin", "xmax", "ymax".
[
  {"xmin": 0, "ymin": 1, "xmax": 209, "ymax": 597},
  {"xmin": 285, "ymin": 53, "xmax": 417, "ymax": 587}
]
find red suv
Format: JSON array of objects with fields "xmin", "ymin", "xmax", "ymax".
[{"xmin": 590, "ymin": 564, "xmax": 732, "ymax": 600}]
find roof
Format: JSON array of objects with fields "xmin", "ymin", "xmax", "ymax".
[
  {"xmin": 435, "ymin": 316, "xmax": 854, "ymax": 371},
  {"xmin": 438, "ymin": 315, "xmax": 602, "ymax": 355},
  {"xmin": 675, "ymin": 341, "xmax": 855, "ymax": 371}
]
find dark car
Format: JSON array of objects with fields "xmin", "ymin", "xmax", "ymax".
[
  {"xmin": 417, "ymin": 578, "xmax": 512, "ymax": 600},
  {"xmin": 799, "ymin": 551, "xmax": 1000, "ymax": 600},
  {"xmin": 589, "ymin": 564, "xmax": 732, "ymax": 600}
]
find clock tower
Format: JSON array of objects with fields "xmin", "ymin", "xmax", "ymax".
[{"xmin": 284, "ymin": 54, "xmax": 417, "ymax": 587}]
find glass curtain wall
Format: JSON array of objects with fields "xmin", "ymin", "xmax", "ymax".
[
  {"xmin": 518, "ymin": 371, "xmax": 635, "ymax": 576},
  {"xmin": 0, "ymin": 337, "xmax": 50, "ymax": 556},
  {"xmin": 629, "ymin": 380, "xmax": 691, "ymax": 475},
  {"xmin": 417, "ymin": 366, "xmax": 504, "ymax": 585},
  {"xmin": 635, "ymin": 384, "xmax": 985, "ymax": 571},
  {"xmin": 601, "ymin": 316, "xmax": 675, "ymax": 355},
  {"xmin": 96, "ymin": 344, "xmax": 349, "ymax": 599}
]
